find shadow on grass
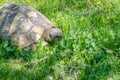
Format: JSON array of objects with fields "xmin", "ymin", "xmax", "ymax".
[{"xmin": 0, "ymin": 39, "xmax": 75, "ymax": 80}]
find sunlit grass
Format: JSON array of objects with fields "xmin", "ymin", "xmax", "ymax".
[{"xmin": 0, "ymin": 0, "xmax": 120, "ymax": 80}]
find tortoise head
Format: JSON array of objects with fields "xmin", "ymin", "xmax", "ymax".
[{"xmin": 43, "ymin": 27, "xmax": 62, "ymax": 42}]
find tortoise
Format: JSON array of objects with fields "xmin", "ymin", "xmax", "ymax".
[{"xmin": 0, "ymin": 4, "xmax": 62, "ymax": 51}]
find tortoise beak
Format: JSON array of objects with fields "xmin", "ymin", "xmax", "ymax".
[
  {"xmin": 44, "ymin": 28, "xmax": 62, "ymax": 42},
  {"xmin": 51, "ymin": 28, "xmax": 62, "ymax": 39},
  {"xmin": 49, "ymin": 28, "xmax": 62, "ymax": 42}
]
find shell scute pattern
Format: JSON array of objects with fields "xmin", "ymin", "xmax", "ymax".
[
  {"xmin": 9, "ymin": 13, "xmax": 33, "ymax": 36},
  {"xmin": 0, "ymin": 10, "xmax": 15, "ymax": 38},
  {"xmin": 0, "ymin": 4, "xmax": 45, "ymax": 48}
]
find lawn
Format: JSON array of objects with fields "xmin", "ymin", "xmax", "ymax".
[{"xmin": 0, "ymin": 0, "xmax": 120, "ymax": 80}]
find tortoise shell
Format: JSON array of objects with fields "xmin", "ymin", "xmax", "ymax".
[{"xmin": 0, "ymin": 4, "xmax": 62, "ymax": 50}]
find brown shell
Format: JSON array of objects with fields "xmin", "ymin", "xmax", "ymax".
[{"xmin": 0, "ymin": 4, "xmax": 55, "ymax": 48}]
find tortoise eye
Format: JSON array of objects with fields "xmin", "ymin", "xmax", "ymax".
[
  {"xmin": 55, "ymin": 35, "xmax": 62, "ymax": 39},
  {"xmin": 51, "ymin": 26, "xmax": 55, "ymax": 28}
]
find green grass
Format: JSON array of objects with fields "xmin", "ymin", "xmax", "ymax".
[{"xmin": 0, "ymin": 0, "xmax": 120, "ymax": 80}]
